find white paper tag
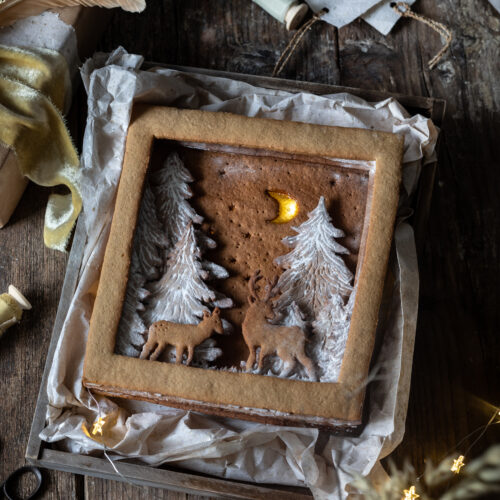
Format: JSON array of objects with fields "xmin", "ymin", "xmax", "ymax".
[{"xmin": 307, "ymin": 0, "xmax": 417, "ymax": 35}]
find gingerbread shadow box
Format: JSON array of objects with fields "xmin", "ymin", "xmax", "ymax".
[{"xmin": 83, "ymin": 105, "xmax": 403, "ymax": 432}]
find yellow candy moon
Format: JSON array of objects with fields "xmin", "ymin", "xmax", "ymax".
[{"xmin": 267, "ymin": 190, "xmax": 299, "ymax": 224}]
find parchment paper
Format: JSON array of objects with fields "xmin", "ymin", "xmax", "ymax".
[{"xmin": 39, "ymin": 47, "xmax": 438, "ymax": 499}]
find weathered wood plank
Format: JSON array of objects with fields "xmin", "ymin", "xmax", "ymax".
[
  {"xmin": 0, "ymin": 183, "xmax": 82, "ymax": 499},
  {"xmin": 337, "ymin": 0, "xmax": 500, "ymax": 468},
  {"xmin": 84, "ymin": 476, "xmax": 211, "ymax": 500},
  {"xmin": 98, "ymin": 0, "xmax": 339, "ymax": 84}
]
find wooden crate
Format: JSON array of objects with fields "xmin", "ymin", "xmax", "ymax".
[{"xmin": 26, "ymin": 66, "xmax": 445, "ymax": 499}]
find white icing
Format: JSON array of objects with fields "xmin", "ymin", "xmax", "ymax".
[
  {"xmin": 132, "ymin": 183, "xmax": 168, "ymax": 281},
  {"xmin": 152, "ymin": 151, "xmax": 203, "ymax": 250},
  {"xmin": 195, "ymin": 230, "xmax": 217, "ymax": 251},
  {"xmin": 115, "ymin": 183, "xmax": 166, "ymax": 357},
  {"xmin": 156, "ymin": 338, "xmax": 222, "ymax": 366},
  {"xmin": 278, "ymin": 301, "xmax": 307, "ymax": 329},
  {"xmin": 274, "ymin": 197, "xmax": 355, "ymax": 382},
  {"xmin": 313, "ymin": 291, "xmax": 355, "ymax": 382},
  {"xmin": 147, "ymin": 223, "xmax": 218, "ymax": 324},
  {"xmin": 201, "ymin": 260, "xmax": 229, "ymax": 280}
]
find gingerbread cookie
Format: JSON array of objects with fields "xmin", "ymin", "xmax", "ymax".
[{"xmin": 83, "ymin": 105, "xmax": 403, "ymax": 431}]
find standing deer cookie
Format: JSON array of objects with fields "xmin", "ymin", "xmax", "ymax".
[
  {"xmin": 140, "ymin": 307, "xmax": 224, "ymax": 365},
  {"xmin": 242, "ymin": 270, "xmax": 316, "ymax": 380}
]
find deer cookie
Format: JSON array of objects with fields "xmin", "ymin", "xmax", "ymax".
[
  {"xmin": 140, "ymin": 307, "xmax": 224, "ymax": 365},
  {"xmin": 242, "ymin": 270, "xmax": 316, "ymax": 380}
]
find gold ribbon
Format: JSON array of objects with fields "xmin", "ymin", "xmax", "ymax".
[{"xmin": 0, "ymin": 44, "xmax": 81, "ymax": 251}]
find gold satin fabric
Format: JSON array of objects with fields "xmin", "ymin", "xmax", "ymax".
[{"xmin": 0, "ymin": 44, "xmax": 81, "ymax": 251}]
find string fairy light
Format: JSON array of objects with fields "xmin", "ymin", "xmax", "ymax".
[
  {"xmin": 92, "ymin": 416, "xmax": 106, "ymax": 436},
  {"xmin": 79, "ymin": 388, "xmax": 498, "ymax": 498},
  {"xmin": 411, "ymin": 405, "xmax": 500, "ymax": 484},
  {"xmin": 402, "ymin": 485, "xmax": 419, "ymax": 500},
  {"xmin": 82, "ymin": 389, "xmax": 171, "ymax": 500},
  {"xmin": 459, "ymin": 407, "xmax": 500, "ymax": 457},
  {"xmin": 450, "ymin": 455, "xmax": 465, "ymax": 474}
]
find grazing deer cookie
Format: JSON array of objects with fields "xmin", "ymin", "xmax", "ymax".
[{"xmin": 83, "ymin": 105, "xmax": 403, "ymax": 431}]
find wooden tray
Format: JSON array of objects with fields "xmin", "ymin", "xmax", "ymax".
[{"xmin": 26, "ymin": 66, "xmax": 445, "ymax": 499}]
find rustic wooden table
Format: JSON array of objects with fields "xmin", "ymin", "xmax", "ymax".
[{"xmin": 1, "ymin": 1, "xmax": 499, "ymax": 498}]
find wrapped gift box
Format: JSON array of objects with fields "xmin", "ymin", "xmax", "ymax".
[{"xmin": 0, "ymin": 6, "xmax": 111, "ymax": 228}]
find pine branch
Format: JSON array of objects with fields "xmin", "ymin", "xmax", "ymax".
[{"xmin": 350, "ymin": 445, "xmax": 500, "ymax": 500}]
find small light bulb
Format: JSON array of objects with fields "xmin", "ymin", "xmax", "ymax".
[
  {"xmin": 403, "ymin": 485, "xmax": 419, "ymax": 500},
  {"xmin": 451, "ymin": 455, "xmax": 465, "ymax": 474},
  {"xmin": 92, "ymin": 416, "xmax": 106, "ymax": 436}
]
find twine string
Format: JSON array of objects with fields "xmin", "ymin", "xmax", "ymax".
[
  {"xmin": 272, "ymin": 4, "xmax": 451, "ymax": 77},
  {"xmin": 391, "ymin": 2, "xmax": 452, "ymax": 69},
  {"xmin": 85, "ymin": 397, "xmax": 498, "ymax": 494},
  {"xmin": 87, "ymin": 389, "xmax": 167, "ymax": 500},
  {"xmin": 272, "ymin": 9, "xmax": 326, "ymax": 77},
  {"xmin": 415, "ymin": 408, "xmax": 500, "ymax": 481}
]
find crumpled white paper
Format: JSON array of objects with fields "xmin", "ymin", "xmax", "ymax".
[
  {"xmin": 39, "ymin": 47, "xmax": 438, "ymax": 499},
  {"xmin": 307, "ymin": 0, "xmax": 417, "ymax": 35}
]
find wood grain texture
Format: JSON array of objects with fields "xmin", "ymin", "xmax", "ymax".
[
  {"xmin": 84, "ymin": 477, "xmax": 211, "ymax": 500},
  {"xmin": 1, "ymin": 0, "xmax": 498, "ymax": 497},
  {"xmin": 0, "ymin": 182, "xmax": 82, "ymax": 498},
  {"xmin": 335, "ymin": 0, "xmax": 500, "ymax": 466}
]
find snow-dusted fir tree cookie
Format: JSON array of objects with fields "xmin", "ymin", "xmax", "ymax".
[
  {"xmin": 274, "ymin": 196, "xmax": 353, "ymax": 319},
  {"xmin": 146, "ymin": 222, "xmax": 232, "ymax": 325},
  {"xmin": 274, "ymin": 196, "xmax": 355, "ymax": 382},
  {"xmin": 152, "ymin": 151, "xmax": 215, "ymax": 256},
  {"xmin": 153, "ymin": 151, "xmax": 203, "ymax": 249},
  {"xmin": 313, "ymin": 291, "xmax": 356, "ymax": 382},
  {"xmin": 115, "ymin": 182, "xmax": 166, "ymax": 357}
]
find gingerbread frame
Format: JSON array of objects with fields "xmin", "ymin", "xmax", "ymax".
[{"xmin": 83, "ymin": 105, "xmax": 403, "ymax": 430}]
